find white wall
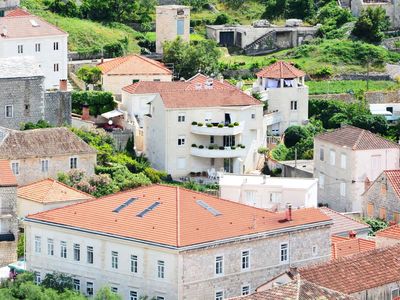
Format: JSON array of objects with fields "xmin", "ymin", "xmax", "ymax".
[{"xmin": 17, "ymin": 198, "xmax": 87, "ymax": 219}]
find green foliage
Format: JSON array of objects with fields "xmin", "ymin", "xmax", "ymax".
[
  {"xmin": 263, "ymin": 0, "xmax": 315, "ymax": 21},
  {"xmin": 46, "ymin": 0, "xmax": 79, "ymax": 17},
  {"xmin": 94, "ymin": 286, "xmax": 122, "ymax": 300},
  {"xmin": 214, "ymin": 13, "xmax": 231, "ymax": 25},
  {"xmin": 41, "ymin": 272, "xmax": 74, "ymax": 293},
  {"xmin": 77, "ymin": 66, "xmax": 102, "ymax": 85},
  {"xmin": 313, "ymin": 66, "xmax": 333, "ymax": 78},
  {"xmin": 20, "ymin": 120, "xmax": 53, "ymax": 131},
  {"xmin": 361, "ymin": 217, "xmax": 388, "ymax": 235},
  {"xmin": 271, "ymin": 143, "xmax": 289, "ymax": 161},
  {"xmin": 352, "ymin": 6, "xmax": 390, "ymax": 43},
  {"xmin": 80, "ymin": 0, "xmax": 139, "ymax": 23},
  {"xmin": 17, "ymin": 233, "xmax": 24, "ymax": 258},
  {"xmin": 307, "ymin": 80, "xmax": 400, "ymax": 95},
  {"xmin": 163, "ymin": 37, "xmax": 221, "ymax": 79},
  {"xmin": 71, "ymin": 91, "xmax": 116, "ymax": 116},
  {"xmin": 284, "ymin": 126, "xmax": 309, "ymax": 148},
  {"xmin": 315, "ymin": 2, "xmax": 354, "ymax": 39},
  {"xmin": 179, "ymin": 0, "xmax": 208, "ymax": 10}
]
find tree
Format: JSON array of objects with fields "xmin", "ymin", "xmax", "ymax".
[
  {"xmin": 77, "ymin": 66, "xmax": 102, "ymax": 86},
  {"xmin": 352, "ymin": 7, "xmax": 390, "ymax": 43},
  {"xmin": 94, "ymin": 286, "xmax": 122, "ymax": 300},
  {"xmin": 47, "ymin": 0, "xmax": 79, "ymax": 17},
  {"xmin": 315, "ymin": 2, "xmax": 354, "ymax": 39},
  {"xmin": 214, "ymin": 13, "xmax": 231, "ymax": 25},
  {"xmin": 284, "ymin": 126, "xmax": 309, "ymax": 148},
  {"xmin": 80, "ymin": 0, "xmax": 138, "ymax": 23},
  {"xmin": 41, "ymin": 272, "xmax": 74, "ymax": 293}
]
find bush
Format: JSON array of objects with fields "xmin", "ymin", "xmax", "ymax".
[
  {"xmin": 71, "ymin": 91, "xmax": 116, "ymax": 116},
  {"xmin": 218, "ymin": 124, "xmax": 224, "ymax": 128},
  {"xmin": 361, "ymin": 217, "xmax": 388, "ymax": 235},
  {"xmin": 219, "ymin": 146, "xmax": 225, "ymax": 150},
  {"xmin": 214, "ymin": 13, "xmax": 231, "ymax": 25},
  {"xmin": 228, "ymin": 124, "xmax": 234, "ymax": 128},
  {"xmin": 313, "ymin": 66, "xmax": 333, "ymax": 78},
  {"xmin": 199, "ymin": 145, "xmax": 204, "ymax": 149},
  {"xmin": 191, "ymin": 121, "xmax": 197, "ymax": 125},
  {"xmin": 233, "ymin": 122, "xmax": 239, "ymax": 126},
  {"xmin": 143, "ymin": 167, "xmax": 167, "ymax": 183},
  {"xmin": 41, "ymin": 272, "xmax": 74, "ymax": 293},
  {"xmin": 284, "ymin": 126, "xmax": 309, "ymax": 148},
  {"xmin": 21, "ymin": 120, "xmax": 53, "ymax": 130},
  {"xmin": 206, "ymin": 123, "xmax": 213, "ymax": 127},
  {"xmin": 197, "ymin": 122, "xmax": 204, "ymax": 127},
  {"xmin": 191, "ymin": 144, "xmax": 197, "ymax": 147}
]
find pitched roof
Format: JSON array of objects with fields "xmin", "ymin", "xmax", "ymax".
[
  {"xmin": 230, "ymin": 277, "xmax": 355, "ymax": 300},
  {"xmin": 18, "ymin": 179, "xmax": 93, "ymax": 204},
  {"xmin": 384, "ymin": 170, "xmax": 400, "ymax": 199},
  {"xmin": 97, "ymin": 55, "xmax": 172, "ymax": 75},
  {"xmin": 315, "ymin": 125, "xmax": 400, "ymax": 150},
  {"xmin": 256, "ymin": 61, "xmax": 305, "ymax": 79},
  {"xmin": 331, "ymin": 235, "xmax": 375, "ymax": 259},
  {"xmin": 122, "ymin": 80, "xmax": 261, "ymax": 109},
  {"xmin": 0, "ymin": 127, "xmax": 97, "ymax": 160},
  {"xmin": 320, "ymin": 207, "xmax": 370, "ymax": 236},
  {"xmin": 376, "ymin": 224, "xmax": 400, "ymax": 240},
  {"xmin": 300, "ymin": 244, "xmax": 400, "ymax": 294},
  {"xmin": 0, "ymin": 56, "xmax": 43, "ymax": 79},
  {"xmin": 187, "ymin": 73, "xmax": 236, "ymax": 90},
  {"xmin": 0, "ymin": 14, "xmax": 67, "ymax": 39},
  {"xmin": 6, "ymin": 8, "xmax": 31, "ymax": 17},
  {"xmin": 0, "ymin": 160, "xmax": 17, "ymax": 187},
  {"xmin": 25, "ymin": 185, "xmax": 331, "ymax": 248}
]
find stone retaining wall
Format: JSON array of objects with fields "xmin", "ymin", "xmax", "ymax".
[{"xmin": 310, "ymin": 89, "xmax": 400, "ymax": 104}]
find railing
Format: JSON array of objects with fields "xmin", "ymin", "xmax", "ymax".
[
  {"xmin": 191, "ymin": 146, "xmax": 246, "ymax": 158},
  {"xmin": 191, "ymin": 122, "xmax": 245, "ymax": 136}
]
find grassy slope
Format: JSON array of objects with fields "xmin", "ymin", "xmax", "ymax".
[{"xmin": 308, "ymin": 80, "xmax": 400, "ymax": 94}]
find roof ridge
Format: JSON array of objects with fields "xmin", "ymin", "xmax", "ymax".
[
  {"xmin": 353, "ymin": 129, "xmax": 367, "ymax": 150},
  {"xmin": 43, "ymin": 179, "xmax": 57, "ymax": 203},
  {"xmin": 136, "ymin": 55, "xmax": 172, "ymax": 73}
]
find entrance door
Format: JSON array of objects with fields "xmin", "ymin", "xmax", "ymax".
[
  {"xmin": 219, "ymin": 32, "xmax": 235, "ymax": 47},
  {"xmin": 224, "ymin": 158, "xmax": 234, "ymax": 173}
]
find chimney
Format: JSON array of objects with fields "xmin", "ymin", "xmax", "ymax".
[
  {"xmin": 389, "ymin": 220, "xmax": 396, "ymax": 226},
  {"xmin": 81, "ymin": 103, "xmax": 90, "ymax": 121},
  {"xmin": 364, "ymin": 177, "xmax": 371, "ymax": 192},
  {"xmin": 59, "ymin": 79, "xmax": 67, "ymax": 91},
  {"xmin": 348, "ymin": 230, "xmax": 357, "ymax": 239},
  {"xmin": 100, "ymin": 57, "xmax": 104, "ymax": 64},
  {"xmin": 286, "ymin": 203, "xmax": 292, "ymax": 221}
]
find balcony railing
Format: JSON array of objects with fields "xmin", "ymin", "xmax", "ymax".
[
  {"xmin": 191, "ymin": 122, "xmax": 245, "ymax": 136},
  {"xmin": 190, "ymin": 145, "xmax": 246, "ymax": 158}
]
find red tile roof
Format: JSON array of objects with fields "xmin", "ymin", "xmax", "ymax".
[
  {"xmin": 300, "ymin": 244, "xmax": 400, "ymax": 294},
  {"xmin": 376, "ymin": 224, "xmax": 400, "ymax": 240},
  {"xmin": 256, "ymin": 61, "xmax": 305, "ymax": 79},
  {"xmin": 320, "ymin": 207, "xmax": 370, "ymax": 236},
  {"xmin": 97, "ymin": 55, "xmax": 172, "ymax": 75},
  {"xmin": 188, "ymin": 73, "xmax": 236, "ymax": 90},
  {"xmin": 18, "ymin": 179, "xmax": 93, "ymax": 204},
  {"xmin": 331, "ymin": 235, "xmax": 375, "ymax": 259},
  {"xmin": 384, "ymin": 170, "xmax": 400, "ymax": 199},
  {"xmin": 0, "ymin": 160, "xmax": 17, "ymax": 187},
  {"xmin": 25, "ymin": 185, "xmax": 331, "ymax": 248},
  {"xmin": 315, "ymin": 125, "xmax": 400, "ymax": 150},
  {"xmin": 6, "ymin": 8, "xmax": 31, "ymax": 17}
]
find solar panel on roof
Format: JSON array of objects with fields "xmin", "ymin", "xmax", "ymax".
[
  {"xmin": 112, "ymin": 197, "xmax": 138, "ymax": 213},
  {"xmin": 196, "ymin": 200, "xmax": 222, "ymax": 216},
  {"xmin": 136, "ymin": 201, "xmax": 160, "ymax": 218}
]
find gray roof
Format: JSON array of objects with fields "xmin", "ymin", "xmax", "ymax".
[
  {"xmin": 0, "ymin": 127, "xmax": 97, "ymax": 159},
  {"xmin": 0, "ymin": 56, "xmax": 44, "ymax": 79}
]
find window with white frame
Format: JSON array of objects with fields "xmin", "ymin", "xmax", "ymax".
[
  {"xmin": 41, "ymin": 159, "xmax": 49, "ymax": 173},
  {"xmin": 157, "ymin": 260, "xmax": 165, "ymax": 278},
  {"xmin": 111, "ymin": 251, "xmax": 118, "ymax": 269},
  {"xmin": 392, "ymin": 288, "xmax": 399, "ymax": 299},
  {"xmin": 178, "ymin": 113, "xmax": 186, "ymax": 122},
  {"xmin": 86, "ymin": 282, "xmax": 94, "ymax": 296},
  {"xmin": 130, "ymin": 291, "xmax": 138, "ymax": 300},
  {"xmin": 70, "ymin": 157, "xmax": 78, "ymax": 169},
  {"xmin": 17, "ymin": 44, "xmax": 23, "ymax": 54},
  {"xmin": 73, "ymin": 243, "xmax": 80, "ymax": 261},
  {"xmin": 35, "ymin": 43, "xmax": 41, "ymax": 52},
  {"xmin": 319, "ymin": 148, "xmax": 324, "ymax": 161},
  {"xmin": 241, "ymin": 250, "xmax": 250, "ymax": 270},
  {"xmin": 280, "ymin": 243, "xmax": 289, "ymax": 263},
  {"xmin": 111, "ymin": 287, "xmax": 118, "ymax": 293},
  {"xmin": 215, "ymin": 290, "xmax": 224, "ymax": 300},
  {"xmin": 34, "ymin": 271, "xmax": 41, "ymax": 285},
  {"xmin": 340, "ymin": 153, "xmax": 346, "ymax": 169},
  {"xmin": 5, "ymin": 105, "xmax": 13, "ymax": 118},
  {"xmin": 60, "ymin": 241, "xmax": 67, "ymax": 258},
  {"xmin": 11, "ymin": 162, "xmax": 19, "ymax": 175},
  {"xmin": 290, "ymin": 100, "xmax": 298, "ymax": 110},
  {"xmin": 329, "ymin": 149, "xmax": 335, "ymax": 165},
  {"xmin": 34, "ymin": 236, "xmax": 41, "ymax": 253},
  {"xmin": 215, "ymin": 256, "xmax": 223, "ymax": 275},
  {"xmin": 131, "ymin": 255, "xmax": 138, "ymax": 273},
  {"xmin": 73, "ymin": 279, "xmax": 80, "ymax": 291},
  {"xmin": 319, "ymin": 173, "xmax": 325, "ymax": 189},
  {"xmin": 340, "ymin": 182, "xmax": 346, "ymax": 197},
  {"xmin": 54, "ymin": 63, "xmax": 59, "ymax": 72},
  {"xmin": 87, "ymin": 246, "xmax": 93, "ymax": 264},
  {"xmin": 47, "ymin": 238, "xmax": 54, "ymax": 256},
  {"xmin": 241, "ymin": 285, "xmax": 250, "ymax": 295},
  {"xmin": 53, "ymin": 42, "xmax": 59, "ymax": 50},
  {"xmin": 178, "ymin": 135, "xmax": 186, "ymax": 146}
]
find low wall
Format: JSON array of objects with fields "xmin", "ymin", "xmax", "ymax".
[
  {"xmin": 310, "ymin": 89, "xmax": 400, "ymax": 104},
  {"xmin": 69, "ymin": 73, "xmax": 86, "ymax": 91}
]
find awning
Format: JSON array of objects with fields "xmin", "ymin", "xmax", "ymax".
[
  {"xmin": 8, "ymin": 260, "xmax": 26, "ymax": 273},
  {"xmin": 101, "ymin": 109, "xmax": 124, "ymax": 119}
]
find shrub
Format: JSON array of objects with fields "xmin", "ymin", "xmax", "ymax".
[
  {"xmin": 228, "ymin": 124, "xmax": 234, "ymax": 128},
  {"xmin": 240, "ymin": 145, "xmax": 245, "ymax": 148},
  {"xmin": 231, "ymin": 146, "xmax": 236, "ymax": 150},
  {"xmin": 206, "ymin": 123, "xmax": 213, "ymax": 127},
  {"xmin": 41, "ymin": 272, "xmax": 74, "ymax": 293},
  {"xmin": 197, "ymin": 122, "xmax": 204, "ymax": 127},
  {"xmin": 21, "ymin": 120, "xmax": 53, "ymax": 130},
  {"xmin": 191, "ymin": 121, "xmax": 197, "ymax": 125},
  {"xmin": 208, "ymin": 145, "xmax": 215, "ymax": 149},
  {"xmin": 213, "ymin": 123, "xmax": 218, "ymax": 127},
  {"xmin": 218, "ymin": 124, "xmax": 224, "ymax": 128},
  {"xmin": 71, "ymin": 91, "xmax": 116, "ymax": 116},
  {"xmin": 143, "ymin": 167, "xmax": 167, "ymax": 183},
  {"xmin": 219, "ymin": 146, "xmax": 225, "ymax": 150},
  {"xmin": 233, "ymin": 122, "xmax": 239, "ymax": 126},
  {"xmin": 214, "ymin": 13, "xmax": 231, "ymax": 25},
  {"xmin": 191, "ymin": 144, "xmax": 197, "ymax": 147},
  {"xmin": 313, "ymin": 66, "xmax": 333, "ymax": 78},
  {"xmin": 199, "ymin": 145, "xmax": 204, "ymax": 149}
]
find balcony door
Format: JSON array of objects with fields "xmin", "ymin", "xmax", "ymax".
[
  {"xmin": 223, "ymin": 135, "xmax": 235, "ymax": 147},
  {"xmin": 224, "ymin": 158, "xmax": 233, "ymax": 173},
  {"xmin": 224, "ymin": 113, "xmax": 231, "ymax": 125}
]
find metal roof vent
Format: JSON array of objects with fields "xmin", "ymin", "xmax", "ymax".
[{"xmin": 30, "ymin": 19, "xmax": 40, "ymax": 27}]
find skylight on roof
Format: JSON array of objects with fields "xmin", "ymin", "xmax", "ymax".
[
  {"xmin": 136, "ymin": 201, "xmax": 160, "ymax": 218},
  {"xmin": 112, "ymin": 197, "xmax": 137, "ymax": 213},
  {"xmin": 196, "ymin": 200, "xmax": 221, "ymax": 216},
  {"xmin": 30, "ymin": 19, "xmax": 39, "ymax": 27}
]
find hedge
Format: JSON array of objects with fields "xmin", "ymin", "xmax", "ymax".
[{"xmin": 71, "ymin": 91, "xmax": 116, "ymax": 116}]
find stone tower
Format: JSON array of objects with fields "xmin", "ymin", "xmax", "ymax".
[
  {"xmin": 156, "ymin": 5, "xmax": 190, "ymax": 54},
  {"xmin": 0, "ymin": 159, "xmax": 18, "ymax": 265}
]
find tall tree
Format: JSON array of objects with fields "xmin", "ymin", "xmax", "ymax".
[{"xmin": 352, "ymin": 6, "xmax": 390, "ymax": 43}]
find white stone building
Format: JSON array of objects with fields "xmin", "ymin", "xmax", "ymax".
[
  {"xmin": 219, "ymin": 174, "xmax": 318, "ymax": 211},
  {"xmin": 253, "ymin": 61, "xmax": 309, "ymax": 135},
  {"xmin": 24, "ymin": 184, "xmax": 332, "ymax": 299},
  {"xmin": 314, "ymin": 125, "xmax": 400, "ymax": 213},
  {"xmin": 122, "ymin": 75, "xmax": 266, "ymax": 177},
  {"xmin": 0, "ymin": 11, "xmax": 68, "ymax": 89}
]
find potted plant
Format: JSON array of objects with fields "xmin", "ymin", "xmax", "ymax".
[
  {"xmin": 228, "ymin": 124, "xmax": 234, "ymax": 128},
  {"xmin": 208, "ymin": 145, "xmax": 215, "ymax": 149},
  {"xmin": 213, "ymin": 123, "xmax": 218, "ymax": 127},
  {"xmin": 233, "ymin": 122, "xmax": 239, "ymax": 126},
  {"xmin": 191, "ymin": 144, "xmax": 197, "ymax": 147},
  {"xmin": 219, "ymin": 146, "xmax": 225, "ymax": 150},
  {"xmin": 191, "ymin": 121, "xmax": 197, "ymax": 125},
  {"xmin": 197, "ymin": 122, "xmax": 204, "ymax": 127},
  {"xmin": 218, "ymin": 124, "xmax": 224, "ymax": 128},
  {"xmin": 199, "ymin": 145, "xmax": 204, "ymax": 149},
  {"xmin": 231, "ymin": 146, "xmax": 236, "ymax": 150},
  {"xmin": 206, "ymin": 123, "xmax": 213, "ymax": 127}
]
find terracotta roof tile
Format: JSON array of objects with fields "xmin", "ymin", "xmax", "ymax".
[
  {"xmin": 331, "ymin": 235, "xmax": 375, "ymax": 259},
  {"xmin": 315, "ymin": 125, "xmax": 400, "ymax": 150},
  {"xmin": 97, "ymin": 55, "xmax": 172, "ymax": 75},
  {"xmin": 376, "ymin": 224, "xmax": 400, "ymax": 240},
  {"xmin": 0, "ymin": 159, "xmax": 17, "ymax": 187},
  {"xmin": 384, "ymin": 170, "xmax": 400, "ymax": 199},
  {"xmin": 6, "ymin": 8, "xmax": 31, "ymax": 17},
  {"xmin": 256, "ymin": 61, "xmax": 305, "ymax": 79},
  {"xmin": 320, "ymin": 207, "xmax": 370, "ymax": 236},
  {"xmin": 300, "ymin": 244, "xmax": 400, "ymax": 294},
  {"xmin": 18, "ymin": 179, "xmax": 93, "ymax": 204},
  {"xmin": 25, "ymin": 185, "xmax": 331, "ymax": 248}
]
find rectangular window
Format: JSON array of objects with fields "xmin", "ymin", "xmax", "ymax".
[
  {"xmin": 54, "ymin": 63, "xmax": 59, "ymax": 72},
  {"xmin": 73, "ymin": 279, "xmax": 80, "ymax": 291},
  {"xmin": 329, "ymin": 150, "xmax": 335, "ymax": 165},
  {"xmin": 5, "ymin": 105, "xmax": 13, "ymax": 118},
  {"xmin": 340, "ymin": 182, "xmax": 346, "ymax": 197},
  {"xmin": 178, "ymin": 113, "xmax": 186, "ymax": 122},
  {"xmin": 319, "ymin": 148, "xmax": 324, "ymax": 161},
  {"xmin": 130, "ymin": 291, "xmax": 138, "ymax": 300},
  {"xmin": 178, "ymin": 136, "xmax": 186, "ymax": 146},
  {"xmin": 34, "ymin": 271, "xmax": 41, "ymax": 285},
  {"xmin": 73, "ymin": 244, "xmax": 80, "ymax": 261},
  {"xmin": 251, "ymin": 113, "xmax": 256, "ymax": 119},
  {"xmin": 111, "ymin": 287, "xmax": 118, "ymax": 293},
  {"xmin": 87, "ymin": 246, "xmax": 93, "ymax": 264},
  {"xmin": 157, "ymin": 260, "xmax": 165, "ymax": 278},
  {"xmin": 319, "ymin": 173, "xmax": 324, "ymax": 189},
  {"xmin": 215, "ymin": 291, "xmax": 224, "ymax": 300},
  {"xmin": 210, "ymin": 136, "xmax": 215, "ymax": 144},
  {"xmin": 86, "ymin": 282, "xmax": 94, "ymax": 296},
  {"xmin": 340, "ymin": 153, "xmax": 346, "ymax": 169},
  {"xmin": 312, "ymin": 245, "xmax": 318, "ymax": 256},
  {"xmin": 60, "ymin": 241, "xmax": 67, "ymax": 258},
  {"xmin": 70, "ymin": 157, "xmax": 77, "ymax": 169},
  {"xmin": 280, "ymin": 243, "xmax": 289, "ymax": 263},
  {"xmin": 35, "ymin": 43, "xmax": 41, "ymax": 52},
  {"xmin": 392, "ymin": 288, "xmax": 399, "ymax": 299},
  {"xmin": 130, "ymin": 255, "xmax": 138, "ymax": 273},
  {"xmin": 17, "ymin": 44, "xmax": 23, "ymax": 54},
  {"xmin": 241, "ymin": 250, "xmax": 250, "ymax": 270},
  {"xmin": 53, "ymin": 42, "xmax": 59, "ymax": 50},
  {"xmin": 11, "ymin": 162, "xmax": 19, "ymax": 176},
  {"xmin": 34, "ymin": 236, "xmax": 41, "ymax": 253},
  {"xmin": 215, "ymin": 256, "xmax": 223, "ymax": 275},
  {"xmin": 290, "ymin": 100, "xmax": 297, "ymax": 110},
  {"xmin": 367, "ymin": 203, "xmax": 374, "ymax": 217},
  {"xmin": 177, "ymin": 19, "xmax": 184, "ymax": 35},
  {"xmin": 242, "ymin": 285, "xmax": 250, "ymax": 295},
  {"xmin": 47, "ymin": 238, "xmax": 54, "ymax": 256},
  {"xmin": 111, "ymin": 251, "xmax": 118, "ymax": 269},
  {"xmin": 41, "ymin": 159, "xmax": 49, "ymax": 173}
]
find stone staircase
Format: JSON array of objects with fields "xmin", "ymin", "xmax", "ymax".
[{"xmin": 244, "ymin": 30, "xmax": 278, "ymax": 56}]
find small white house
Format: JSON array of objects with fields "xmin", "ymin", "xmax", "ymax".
[
  {"xmin": 219, "ymin": 174, "xmax": 318, "ymax": 211},
  {"xmin": 370, "ymin": 103, "xmax": 400, "ymax": 123}
]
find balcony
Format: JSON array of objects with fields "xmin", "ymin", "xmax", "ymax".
[
  {"xmin": 191, "ymin": 122, "xmax": 244, "ymax": 136},
  {"xmin": 264, "ymin": 111, "xmax": 282, "ymax": 126},
  {"xmin": 191, "ymin": 145, "xmax": 246, "ymax": 158}
]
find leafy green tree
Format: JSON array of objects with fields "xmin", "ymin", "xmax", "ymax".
[
  {"xmin": 77, "ymin": 66, "xmax": 102, "ymax": 86},
  {"xmin": 284, "ymin": 126, "xmax": 309, "ymax": 148},
  {"xmin": 263, "ymin": 0, "xmax": 286, "ymax": 20},
  {"xmin": 17, "ymin": 233, "xmax": 24, "ymax": 258},
  {"xmin": 286, "ymin": 0, "xmax": 315, "ymax": 20},
  {"xmin": 71, "ymin": 91, "xmax": 116, "ymax": 116},
  {"xmin": 315, "ymin": 2, "xmax": 354, "ymax": 38},
  {"xmin": 80, "ymin": 0, "xmax": 139, "ymax": 23},
  {"xmin": 41, "ymin": 272, "xmax": 74, "ymax": 293},
  {"xmin": 352, "ymin": 6, "xmax": 390, "ymax": 43},
  {"xmin": 361, "ymin": 217, "xmax": 388, "ymax": 235},
  {"xmin": 271, "ymin": 143, "xmax": 289, "ymax": 161},
  {"xmin": 47, "ymin": 0, "xmax": 79, "ymax": 17},
  {"xmin": 94, "ymin": 286, "xmax": 122, "ymax": 300},
  {"xmin": 214, "ymin": 13, "xmax": 232, "ymax": 25}
]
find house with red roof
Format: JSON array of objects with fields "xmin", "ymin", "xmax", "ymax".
[
  {"xmin": 375, "ymin": 224, "xmax": 400, "ymax": 248},
  {"xmin": 254, "ymin": 61, "xmax": 309, "ymax": 135},
  {"xmin": 24, "ymin": 184, "xmax": 333, "ymax": 299},
  {"xmin": 314, "ymin": 125, "xmax": 400, "ymax": 212}
]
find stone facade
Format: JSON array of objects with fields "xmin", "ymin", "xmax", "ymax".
[
  {"xmin": 44, "ymin": 90, "xmax": 72, "ymax": 126},
  {"xmin": 310, "ymin": 89, "xmax": 400, "ymax": 104},
  {"xmin": 0, "ymin": 185, "xmax": 18, "ymax": 266},
  {"xmin": 351, "ymin": 281, "xmax": 400, "ymax": 300}
]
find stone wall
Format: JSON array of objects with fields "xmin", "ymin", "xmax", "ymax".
[
  {"xmin": 44, "ymin": 91, "xmax": 72, "ymax": 126},
  {"xmin": 310, "ymin": 89, "xmax": 400, "ymax": 104},
  {"xmin": 0, "ymin": 186, "xmax": 18, "ymax": 266}
]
